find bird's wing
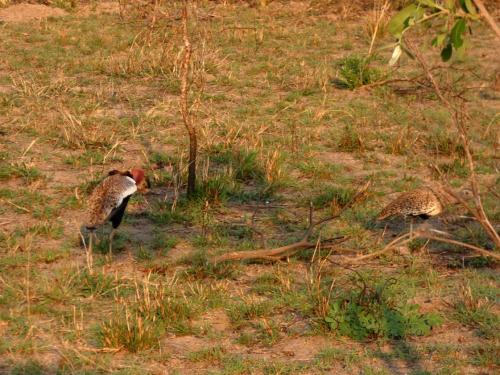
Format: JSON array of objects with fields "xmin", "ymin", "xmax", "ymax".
[
  {"xmin": 101, "ymin": 175, "xmax": 137, "ymax": 221},
  {"xmin": 377, "ymin": 190, "xmax": 427, "ymax": 219},
  {"xmin": 87, "ymin": 175, "xmax": 137, "ymax": 227}
]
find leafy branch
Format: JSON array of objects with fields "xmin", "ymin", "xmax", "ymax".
[{"xmin": 387, "ymin": 0, "xmax": 498, "ymax": 66}]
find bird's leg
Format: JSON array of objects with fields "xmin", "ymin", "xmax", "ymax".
[
  {"xmin": 108, "ymin": 228, "xmax": 117, "ymax": 257},
  {"xmin": 87, "ymin": 230, "xmax": 96, "ymax": 274},
  {"xmin": 410, "ymin": 217, "xmax": 414, "ymax": 239},
  {"xmin": 88, "ymin": 230, "xmax": 93, "ymax": 254}
]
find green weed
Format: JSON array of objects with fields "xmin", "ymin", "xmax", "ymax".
[
  {"xmin": 323, "ymin": 278, "xmax": 443, "ymax": 340},
  {"xmin": 335, "ymin": 55, "xmax": 381, "ymax": 89}
]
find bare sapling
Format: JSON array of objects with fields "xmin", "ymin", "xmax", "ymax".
[{"xmin": 180, "ymin": 0, "xmax": 197, "ymax": 198}]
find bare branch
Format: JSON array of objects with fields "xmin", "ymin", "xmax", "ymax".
[{"xmin": 472, "ymin": 0, "xmax": 500, "ymax": 40}]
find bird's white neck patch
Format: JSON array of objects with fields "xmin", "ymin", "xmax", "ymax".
[{"xmin": 125, "ymin": 176, "xmax": 137, "ymax": 185}]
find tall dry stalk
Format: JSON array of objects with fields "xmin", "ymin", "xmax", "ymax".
[{"xmin": 368, "ymin": 0, "xmax": 391, "ymax": 56}]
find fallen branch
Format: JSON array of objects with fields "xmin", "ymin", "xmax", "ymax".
[{"xmin": 211, "ymin": 181, "xmax": 371, "ymax": 263}]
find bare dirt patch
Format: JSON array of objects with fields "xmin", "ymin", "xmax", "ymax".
[{"xmin": 0, "ymin": 3, "xmax": 67, "ymax": 23}]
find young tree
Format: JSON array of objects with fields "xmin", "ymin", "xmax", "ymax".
[
  {"xmin": 180, "ymin": 0, "xmax": 197, "ymax": 198},
  {"xmin": 386, "ymin": 0, "xmax": 500, "ymax": 249}
]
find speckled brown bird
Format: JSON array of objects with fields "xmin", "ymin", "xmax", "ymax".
[
  {"xmin": 377, "ymin": 185, "xmax": 472, "ymax": 221},
  {"xmin": 86, "ymin": 168, "xmax": 145, "ymax": 255}
]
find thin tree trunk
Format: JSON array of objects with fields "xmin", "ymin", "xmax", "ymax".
[{"xmin": 180, "ymin": 0, "xmax": 197, "ymax": 198}]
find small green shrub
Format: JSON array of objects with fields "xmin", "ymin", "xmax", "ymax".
[
  {"xmin": 335, "ymin": 55, "xmax": 381, "ymax": 89},
  {"xmin": 188, "ymin": 346, "xmax": 227, "ymax": 363},
  {"xmin": 149, "ymin": 151, "xmax": 175, "ymax": 168},
  {"xmin": 148, "ymin": 201, "xmax": 191, "ymax": 225}
]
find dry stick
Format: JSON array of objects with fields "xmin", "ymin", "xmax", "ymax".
[
  {"xmin": 211, "ymin": 181, "xmax": 371, "ymax": 263},
  {"xmin": 180, "ymin": 0, "xmax": 197, "ymax": 198},
  {"xmin": 407, "ymin": 40, "xmax": 500, "ymax": 249},
  {"xmin": 472, "ymin": 0, "xmax": 500, "ymax": 40}
]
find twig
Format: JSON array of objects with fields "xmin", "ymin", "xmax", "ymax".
[
  {"xmin": 21, "ymin": 138, "xmax": 38, "ymax": 158},
  {"xmin": 2, "ymin": 199, "xmax": 30, "ymax": 212}
]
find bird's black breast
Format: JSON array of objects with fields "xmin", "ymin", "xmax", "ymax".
[{"xmin": 109, "ymin": 196, "xmax": 132, "ymax": 229}]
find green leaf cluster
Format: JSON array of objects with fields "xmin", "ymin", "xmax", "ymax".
[{"xmin": 387, "ymin": 0, "xmax": 479, "ymax": 63}]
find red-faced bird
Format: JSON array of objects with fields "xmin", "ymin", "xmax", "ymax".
[{"xmin": 86, "ymin": 168, "xmax": 145, "ymax": 255}]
